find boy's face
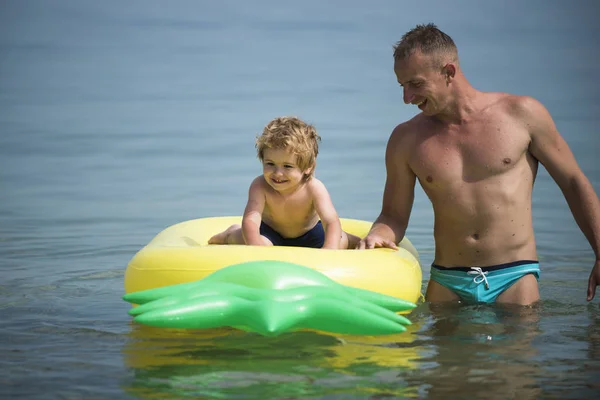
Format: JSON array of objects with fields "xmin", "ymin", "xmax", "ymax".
[{"xmin": 261, "ymin": 148, "xmax": 312, "ymax": 194}]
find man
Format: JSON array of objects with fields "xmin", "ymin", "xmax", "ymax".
[{"xmin": 358, "ymin": 23, "xmax": 600, "ymax": 305}]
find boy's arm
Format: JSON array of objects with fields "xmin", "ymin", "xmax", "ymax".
[
  {"xmin": 311, "ymin": 179, "xmax": 343, "ymax": 249},
  {"xmin": 241, "ymin": 177, "xmax": 267, "ymax": 245}
]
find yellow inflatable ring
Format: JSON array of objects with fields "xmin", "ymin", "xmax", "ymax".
[{"xmin": 124, "ymin": 216, "xmax": 423, "ymax": 304}]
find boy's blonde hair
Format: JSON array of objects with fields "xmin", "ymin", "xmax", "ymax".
[{"xmin": 256, "ymin": 116, "xmax": 321, "ymax": 179}]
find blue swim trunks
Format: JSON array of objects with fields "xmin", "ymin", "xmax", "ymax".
[
  {"xmin": 259, "ymin": 221, "xmax": 325, "ymax": 248},
  {"xmin": 430, "ymin": 260, "xmax": 540, "ymax": 304}
]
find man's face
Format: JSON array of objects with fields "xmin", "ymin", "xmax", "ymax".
[{"xmin": 394, "ymin": 51, "xmax": 447, "ymax": 116}]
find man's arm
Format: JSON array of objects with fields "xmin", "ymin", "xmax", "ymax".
[
  {"xmin": 241, "ymin": 177, "xmax": 267, "ymax": 245},
  {"xmin": 311, "ymin": 179, "xmax": 343, "ymax": 249},
  {"xmin": 358, "ymin": 124, "xmax": 417, "ymax": 249},
  {"xmin": 524, "ymin": 96, "xmax": 600, "ymax": 300}
]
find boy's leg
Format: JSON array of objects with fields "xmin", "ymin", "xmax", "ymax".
[
  {"xmin": 342, "ymin": 231, "xmax": 361, "ymax": 249},
  {"xmin": 208, "ymin": 224, "xmax": 244, "ymax": 245},
  {"xmin": 208, "ymin": 224, "xmax": 274, "ymax": 246}
]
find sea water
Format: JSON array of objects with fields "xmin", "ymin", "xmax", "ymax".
[{"xmin": 1, "ymin": 1, "xmax": 599, "ymax": 398}]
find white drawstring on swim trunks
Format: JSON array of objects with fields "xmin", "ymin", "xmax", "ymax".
[{"xmin": 468, "ymin": 267, "xmax": 489, "ymax": 289}]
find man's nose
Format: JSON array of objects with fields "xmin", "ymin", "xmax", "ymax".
[{"xmin": 403, "ymin": 89, "xmax": 415, "ymax": 105}]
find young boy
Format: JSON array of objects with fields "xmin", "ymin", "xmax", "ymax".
[{"xmin": 208, "ymin": 116, "xmax": 357, "ymax": 249}]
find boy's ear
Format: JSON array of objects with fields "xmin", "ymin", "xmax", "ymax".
[{"xmin": 303, "ymin": 167, "xmax": 313, "ymax": 176}]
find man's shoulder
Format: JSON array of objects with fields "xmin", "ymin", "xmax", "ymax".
[
  {"xmin": 484, "ymin": 93, "xmax": 553, "ymax": 142},
  {"xmin": 486, "ymin": 92, "xmax": 542, "ymax": 116},
  {"xmin": 393, "ymin": 113, "xmax": 425, "ymax": 132},
  {"xmin": 388, "ymin": 115, "xmax": 425, "ymax": 149}
]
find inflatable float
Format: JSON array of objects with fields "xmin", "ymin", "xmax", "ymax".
[
  {"xmin": 124, "ymin": 216, "xmax": 423, "ymax": 336},
  {"xmin": 125, "ymin": 217, "xmax": 422, "ymax": 299},
  {"xmin": 124, "ymin": 260, "xmax": 416, "ymax": 335}
]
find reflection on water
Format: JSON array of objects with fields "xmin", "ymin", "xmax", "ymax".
[
  {"xmin": 121, "ymin": 321, "xmax": 424, "ymax": 398},
  {"xmin": 118, "ymin": 301, "xmax": 600, "ymax": 399},
  {"xmin": 586, "ymin": 306, "xmax": 600, "ymax": 394},
  {"xmin": 414, "ymin": 303, "xmax": 543, "ymax": 400}
]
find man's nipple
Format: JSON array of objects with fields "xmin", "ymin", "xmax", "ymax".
[{"xmin": 426, "ymin": 175, "xmax": 433, "ymax": 183}]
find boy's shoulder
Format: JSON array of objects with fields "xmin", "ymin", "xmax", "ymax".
[
  {"xmin": 248, "ymin": 176, "xmax": 269, "ymax": 197},
  {"xmin": 250, "ymin": 175, "xmax": 266, "ymax": 186},
  {"xmin": 306, "ymin": 177, "xmax": 323, "ymax": 188},
  {"xmin": 305, "ymin": 177, "xmax": 330, "ymax": 195}
]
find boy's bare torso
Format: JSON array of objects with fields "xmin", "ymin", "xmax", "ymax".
[
  {"xmin": 259, "ymin": 178, "xmax": 320, "ymax": 238},
  {"xmin": 402, "ymin": 93, "xmax": 539, "ymax": 267}
]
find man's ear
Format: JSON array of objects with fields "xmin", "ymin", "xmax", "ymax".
[{"xmin": 443, "ymin": 63, "xmax": 456, "ymax": 83}]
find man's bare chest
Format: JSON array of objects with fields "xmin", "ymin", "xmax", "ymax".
[{"xmin": 409, "ymin": 121, "xmax": 530, "ymax": 186}]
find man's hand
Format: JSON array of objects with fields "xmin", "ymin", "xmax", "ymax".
[
  {"xmin": 587, "ymin": 260, "xmax": 600, "ymax": 301},
  {"xmin": 356, "ymin": 234, "xmax": 399, "ymax": 250}
]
